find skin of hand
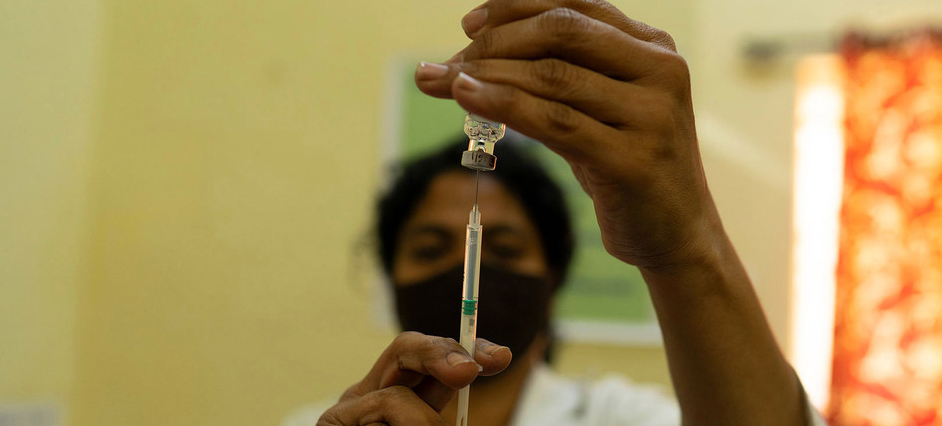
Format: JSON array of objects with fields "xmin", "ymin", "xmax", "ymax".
[
  {"xmin": 317, "ymin": 332, "xmax": 511, "ymax": 426},
  {"xmin": 414, "ymin": 1, "xmax": 811, "ymax": 425},
  {"xmin": 415, "ymin": 0, "xmax": 715, "ymax": 272}
]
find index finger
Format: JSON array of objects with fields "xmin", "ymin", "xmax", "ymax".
[
  {"xmin": 462, "ymin": 0, "xmax": 676, "ymax": 51},
  {"xmin": 362, "ymin": 332, "xmax": 479, "ymax": 393},
  {"xmin": 346, "ymin": 332, "xmax": 512, "ymax": 400}
]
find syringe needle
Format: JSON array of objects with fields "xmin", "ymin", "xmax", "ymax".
[{"xmin": 473, "ymin": 169, "xmax": 480, "ymax": 207}]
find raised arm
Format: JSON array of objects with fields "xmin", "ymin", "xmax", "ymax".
[{"xmin": 414, "ymin": 1, "xmax": 809, "ymax": 424}]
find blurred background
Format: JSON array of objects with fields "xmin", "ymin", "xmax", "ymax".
[{"xmin": 2, "ymin": 0, "xmax": 941, "ymax": 425}]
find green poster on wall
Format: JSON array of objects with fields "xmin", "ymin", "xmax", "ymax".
[{"xmin": 388, "ymin": 60, "xmax": 659, "ymax": 345}]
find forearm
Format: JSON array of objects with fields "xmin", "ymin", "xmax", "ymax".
[{"xmin": 639, "ymin": 212, "xmax": 806, "ymax": 426}]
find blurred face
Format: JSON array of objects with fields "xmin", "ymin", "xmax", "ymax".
[{"xmin": 392, "ymin": 170, "xmax": 548, "ymax": 285}]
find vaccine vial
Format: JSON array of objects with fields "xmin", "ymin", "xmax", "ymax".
[{"xmin": 461, "ymin": 114, "xmax": 506, "ymax": 171}]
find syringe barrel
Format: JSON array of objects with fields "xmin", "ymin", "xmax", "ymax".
[
  {"xmin": 458, "ymin": 312, "xmax": 476, "ymax": 356},
  {"xmin": 462, "ymin": 209, "xmax": 482, "ymax": 302},
  {"xmin": 459, "ymin": 209, "xmax": 482, "ymax": 355}
]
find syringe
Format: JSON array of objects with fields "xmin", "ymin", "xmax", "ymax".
[
  {"xmin": 456, "ymin": 200, "xmax": 482, "ymax": 426},
  {"xmin": 456, "ymin": 114, "xmax": 505, "ymax": 426}
]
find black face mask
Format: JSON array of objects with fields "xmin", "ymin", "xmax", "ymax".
[{"xmin": 393, "ymin": 263, "xmax": 554, "ymax": 366}]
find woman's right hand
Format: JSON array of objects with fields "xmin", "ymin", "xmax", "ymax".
[
  {"xmin": 316, "ymin": 332, "xmax": 512, "ymax": 426},
  {"xmin": 415, "ymin": 0, "xmax": 716, "ymax": 272}
]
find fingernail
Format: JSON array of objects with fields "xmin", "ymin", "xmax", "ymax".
[
  {"xmin": 482, "ymin": 343, "xmax": 509, "ymax": 356},
  {"xmin": 461, "ymin": 8, "xmax": 488, "ymax": 37},
  {"xmin": 447, "ymin": 351, "xmax": 476, "ymax": 366},
  {"xmin": 455, "ymin": 72, "xmax": 484, "ymax": 93},
  {"xmin": 415, "ymin": 61, "xmax": 449, "ymax": 81},
  {"xmin": 478, "ymin": 364, "xmax": 484, "ymax": 372}
]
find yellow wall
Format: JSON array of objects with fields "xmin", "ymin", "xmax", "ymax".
[
  {"xmin": 74, "ymin": 2, "xmax": 687, "ymax": 424},
  {"xmin": 3, "ymin": 0, "xmax": 942, "ymax": 425},
  {"xmin": 0, "ymin": 0, "xmax": 99, "ymax": 421}
]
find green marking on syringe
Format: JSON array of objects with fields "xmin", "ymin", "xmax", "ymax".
[{"xmin": 462, "ymin": 299, "xmax": 477, "ymax": 315}]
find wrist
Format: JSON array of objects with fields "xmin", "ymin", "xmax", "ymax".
[
  {"xmin": 636, "ymin": 220, "xmax": 757, "ymax": 318},
  {"xmin": 635, "ymin": 204, "xmax": 729, "ymax": 277}
]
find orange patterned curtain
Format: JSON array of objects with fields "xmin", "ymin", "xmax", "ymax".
[{"xmin": 829, "ymin": 31, "xmax": 942, "ymax": 425}]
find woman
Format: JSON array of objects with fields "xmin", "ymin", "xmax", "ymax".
[
  {"xmin": 285, "ymin": 138, "xmax": 682, "ymax": 426},
  {"xmin": 285, "ymin": 140, "xmax": 826, "ymax": 425},
  {"xmin": 304, "ymin": 0, "xmax": 829, "ymax": 424}
]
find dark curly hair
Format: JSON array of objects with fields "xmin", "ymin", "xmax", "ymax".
[{"xmin": 377, "ymin": 135, "xmax": 575, "ymax": 290}]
